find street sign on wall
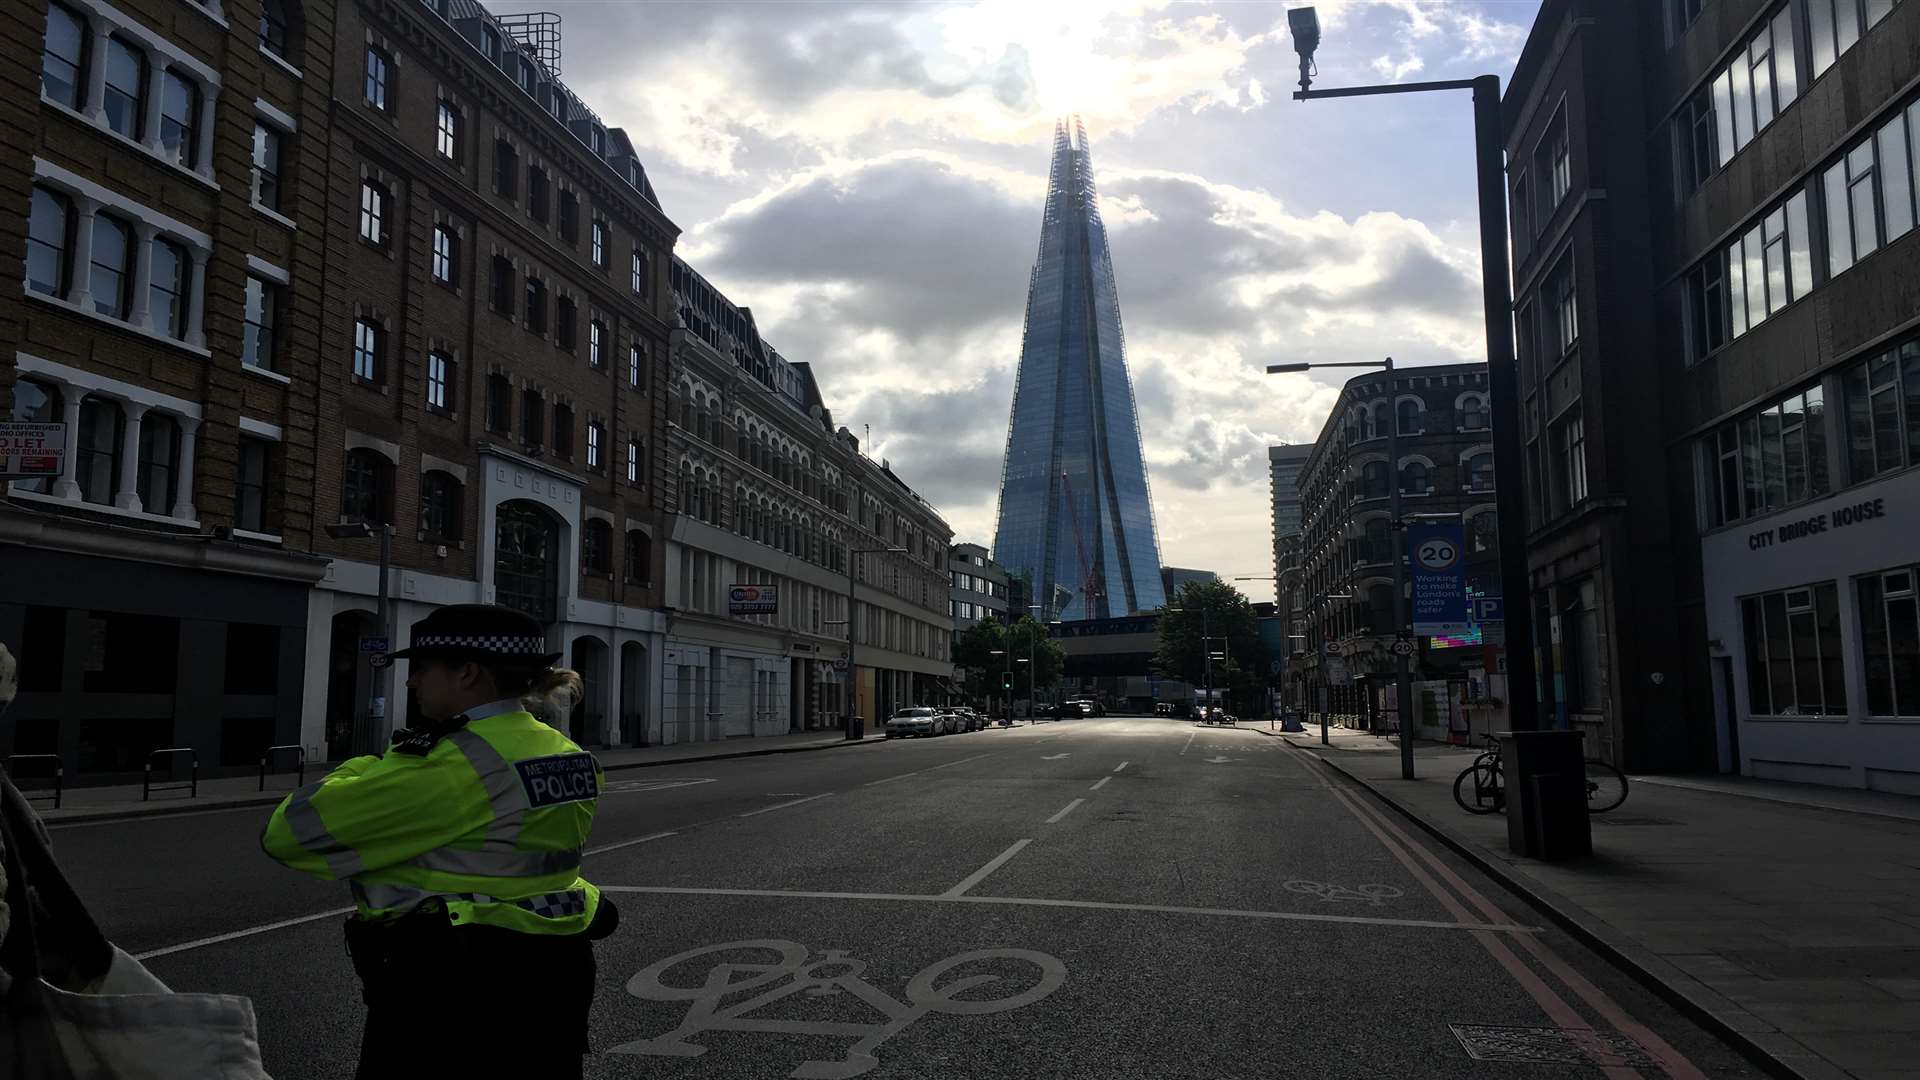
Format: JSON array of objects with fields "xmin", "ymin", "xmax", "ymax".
[
  {"xmin": 0, "ymin": 422, "xmax": 64, "ymax": 480},
  {"xmin": 1407, "ymin": 523, "xmax": 1469, "ymax": 636},
  {"xmin": 729, "ymin": 584, "xmax": 778, "ymax": 616}
]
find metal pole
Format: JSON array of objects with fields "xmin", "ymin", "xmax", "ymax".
[
  {"xmin": 1473, "ymin": 74, "xmax": 1539, "ymax": 732},
  {"xmin": 368, "ymin": 525, "xmax": 391, "ymax": 755},
  {"xmin": 1026, "ymin": 619, "xmax": 1035, "ymax": 723},
  {"xmin": 844, "ymin": 554, "xmax": 858, "ymax": 739},
  {"xmin": 1389, "ymin": 356, "xmax": 1415, "ymax": 780}
]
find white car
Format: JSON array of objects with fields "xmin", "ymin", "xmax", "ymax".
[
  {"xmin": 934, "ymin": 710, "xmax": 965, "ymax": 735},
  {"xmin": 886, "ymin": 707, "xmax": 940, "ymax": 738}
]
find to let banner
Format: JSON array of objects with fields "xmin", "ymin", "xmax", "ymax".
[
  {"xmin": 0, "ymin": 422, "xmax": 65, "ymax": 480},
  {"xmin": 1407, "ymin": 522, "xmax": 1469, "ymax": 637},
  {"xmin": 728, "ymin": 584, "xmax": 778, "ymax": 616}
]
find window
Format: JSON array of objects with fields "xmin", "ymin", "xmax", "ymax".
[
  {"xmin": 1708, "ymin": 385, "xmax": 1829, "ymax": 525},
  {"xmin": 587, "ymin": 421, "xmax": 602, "ymax": 470},
  {"xmin": 235, "ymin": 437, "xmax": 270, "ymax": 532},
  {"xmin": 524, "ymin": 276, "xmax": 547, "ymax": 333},
  {"xmin": 1545, "ymin": 254, "xmax": 1578, "ymax": 358},
  {"xmin": 1465, "ymin": 453, "xmax": 1495, "ymax": 492},
  {"xmin": 494, "ymin": 140, "xmax": 518, "ymax": 199},
  {"xmin": 481, "ymin": 25, "xmax": 501, "ymax": 65},
  {"xmin": 252, "ymin": 123, "xmax": 284, "ymax": 211},
  {"xmin": 1824, "ymin": 104, "xmax": 1919, "ymax": 278},
  {"xmin": 1554, "ymin": 410, "xmax": 1587, "ymax": 507},
  {"xmin": 426, "ymin": 350, "xmax": 452, "ymax": 412},
  {"xmin": 591, "ymin": 220, "xmax": 607, "ymax": 267},
  {"xmin": 582, "ymin": 520, "xmax": 611, "ymax": 573},
  {"xmin": 558, "ymin": 192, "xmax": 577, "ymax": 241},
  {"xmin": 490, "ymin": 255, "xmax": 513, "ymax": 315},
  {"xmin": 1469, "ymin": 511, "xmax": 1499, "ymax": 554},
  {"xmin": 421, "ymin": 471, "xmax": 461, "ymax": 541},
  {"xmin": 258, "ymin": 0, "xmax": 289, "ymax": 57},
  {"xmin": 1741, "ymin": 583, "xmax": 1846, "ymax": 716},
  {"xmin": 588, "ymin": 319, "xmax": 605, "ymax": 368},
  {"xmin": 90, "ymin": 213, "xmax": 131, "ymax": 319},
  {"xmin": 1688, "ymin": 189, "xmax": 1813, "ymax": 363},
  {"xmin": 514, "ymin": 54, "xmax": 535, "ymax": 96},
  {"xmin": 528, "ymin": 166, "xmax": 549, "ymax": 224},
  {"xmin": 1810, "ymin": 0, "xmax": 1901, "ymax": 79},
  {"xmin": 342, "ymin": 449, "xmax": 391, "ymax": 525},
  {"xmin": 74, "ymin": 396, "xmax": 120, "ymax": 504},
  {"xmin": 626, "ymin": 439, "xmax": 640, "ymax": 485},
  {"xmin": 136, "ymin": 413, "xmax": 178, "ymax": 512},
  {"xmin": 1460, "ymin": 396, "xmax": 1488, "ymax": 430},
  {"xmin": 159, "ymin": 71, "xmax": 199, "ymax": 167},
  {"xmin": 631, "ymin": 248, "xmax": 648, "ymax": 295},
  {"xmin": 26, "ymin": 186, "xmax": 71, "ymax": 297},
  {"xmin": 1360, "ymin": 460, "xmax": 1389, "ymax": 499},
  {"xmin": 553, "ymin": 404, "xmax": 573, "ymax": 459},
  {"xmin": 242, "ymin": 276, "xmax": 277, "ymax": 370},
  {"xmin": 629, "ymin": 342, "xmax": 644, "ymax": 388},
  {"xmin": 1842, "ymin": 341, "xmax": 1920, "ymax": 483},
  {"xmin": 486, "ymin": 373, "xmax": 511, "ymax": 432},
  {"xmin": 1395, "ymin": 399, "xmax": 1423, "ymax": 435},
  {"xmin": 359, "ymin": 181, "xmax": 388, "ymax": 246},
  {"xmin": 9, "ymin": 381, "xmax": 60, "ymax": 497},
  {"xmin": 103, "ymin": 36, "xmax": 145, "ymax": 140},
  {"xmin": 1858, "ymin": 568, "xmax": 1920, "ymax": 717},
  {"xmin": 556, "ymin": 297, "xmax": 577, "ymax": 351},
  {"xmin": 1536, "ymin": 108, "xmax": 1570, "ymax": 210},
  {"xmin": 352, "ymin": 318, "xmax": 380, "ymax": 381},
  {"xmin": 1672, "ymin": 0, "xmax": 1703, "ymax": 35},
  {"xmin": 436, "ymin": 100, "xmax": 458, "ymax": 159},
  {"xmin": 42, "ymin": 2, "xmax": 87, "ymax": 110},
  {"xmin": 520, "ymin": 388, "xmax": 543, "ymax": 446},
  {"xmin": 149, "ymin": 238, "xmax": 188, "ymax": 339},
  {"xmin": 1681, "ymin": 7, "xmax": 1799, "ymax": 195},
  {"xmin": 364, "ymin": 47, "xmax": 390, "ymax": 111},
  {"xmin": 1399, "ymin": 461, "xmax": 1430, "ymax": 496},
  {"xmin": 625, "ymin": 531, "xmax": 651, "ymax": 583},
  {"xmin": 432, "ymin": 225, "xmax": 457, "ymax": 285}
]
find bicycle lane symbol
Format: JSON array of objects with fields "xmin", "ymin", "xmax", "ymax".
[{"xmin": 608, "ymin": 939, "xmax": 1068, "ymax": 1079}]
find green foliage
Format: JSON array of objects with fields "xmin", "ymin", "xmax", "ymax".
[{"xmin": 1153, "ymin": 579, "xmax": 1273, "ymax": 714}]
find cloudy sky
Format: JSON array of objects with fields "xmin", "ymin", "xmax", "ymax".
[{"xmin": 494, "ymin": 0, "xmax": 1540, "ymax": 601}]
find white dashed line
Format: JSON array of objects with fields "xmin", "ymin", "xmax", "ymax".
[
  {"xmin": 1089, "ymin": 776, "xmax": 1111, "ymax": 791},
  {"xmin": 1181, "ymin": 732, "xmax": 1196, "ymax": 756},
  {"xmin": 587, "ymin": 830, "xmax": 679, "ymax": 856},
  {"xmin": 737, "ymin": 793, "xmax": 833, "ymax": 818},
  {"xmin": 1114, "ymin": 762, "xmax": 1129, "ymax": 772},
  {"xmin": 929, "ymin": 754, "xmax": 991, "ymax": 771},
  {"xmin": 134, "ymin": 907, "xmax": 356, "ymax": 961},
  {"xmin": 942, "ymin": 838, "xmax": 1033, "ymax": 898},
  {"xmin": 1045, "ymin": 798, "xmax": 1085, "ymax": 824},
  {"xmin": 863, "ymin": 770, "xmax": 926, "ymax": 787}
]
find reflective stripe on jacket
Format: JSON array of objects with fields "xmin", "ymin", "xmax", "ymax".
[{"xmin": 261, "ymin": 711, "xmax": 603, "ymax": 936}]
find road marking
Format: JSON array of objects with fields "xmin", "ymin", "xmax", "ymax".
[
  {"xmin": 1089, "ymin": 776, "xmax": 1111, "ymax": 791},
  {"xmin": 737, "ymin": 793, "xmax": 833, "ymax": 818},
  {"xmin": 1180, "ymin": 731, "xmax": 1196, "ymax": 756},
  {"xmin": 603, "ymin": 777, "xmax": 717, "ymax": 794},
  {"xmin": 134, "ymin": 906, "xmax": 356, "ymax": 961},
  {"xmin": 1203, "ymin": 755, "xmax": 1236, "ymax": 764},
  {"xmin": 1040, "ymin": 753, "xmax": 1070, "ymax": 760},
  {"xmin": 47, "ymin": 803, "xmax": 272, "ymax": 829},
  {"xmin": 594, "ymin": 885, "xmax": 1539, "ymax": 933},
  {"xmin": 1114, "ymin": 762, "xmax": 1129, "ymax": 772},
  {"xmin": 863, "ymin": 769, "xmax": 926, "ymax": 786},
  {"xmin": 588, "ymin": 830, "xmax": 679, "ymax": 856},
  {"xmin": 1045, "ymin": 798, "xmax": 1084, "ymax": 824},
  {"xmin": 941, "ymin": 838, "xmax": 1033, "ymax": 898},
  {"xmin": 929, "ymin": 754, "xmax": 991, "ymax": 771}
]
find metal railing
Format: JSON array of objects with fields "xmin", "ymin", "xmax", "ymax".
[
  {"xmin": 143, "ymin": 748, "xmax": 198, "ymax": 801},
  {"xmin": 3, "ymin": 754, "xmax": 63, "ymax": 809},
  {"xmin": 258, "ymin": 744, "xmax": 306, "ymax": 791}
]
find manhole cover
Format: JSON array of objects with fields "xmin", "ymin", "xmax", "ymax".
[
  {"xmin": 1450, "ymin": 1024, "xmax": 1659, "ymax": 1067},
  {"xmin": 1591, "ymin": 816, "xmax": 1681, "ymax": 826}
]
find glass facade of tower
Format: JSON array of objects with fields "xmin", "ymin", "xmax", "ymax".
[{"xmin": 994, "ymin": 118, "xmax": 1166, "ymax": 621}]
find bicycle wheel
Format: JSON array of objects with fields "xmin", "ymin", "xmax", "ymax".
[
  {"xmin": 1584, "ymin": 759, "xmax": 1628, "ymax": 813},
  {"xmin": 1452, "ymin": 762, "xmax": 1504, "ymax": 815}
]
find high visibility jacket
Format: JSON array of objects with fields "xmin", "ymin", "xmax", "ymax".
[{"xmin": 262, "ymin": 709, "xmax": 604, "ymax": 936}]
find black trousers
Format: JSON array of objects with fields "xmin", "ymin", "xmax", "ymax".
[{"xmin": 345, "ymin": 911, "xmax": 596, "ymax": 1079}]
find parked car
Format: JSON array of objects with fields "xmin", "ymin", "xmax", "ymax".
[
  {"xmin": 886, "ymin": 707, "xmax": 940, "ymax": 738},
  {"xmin": 959, "ymin": 709, "xmax": 986, "ymax": 732},
  {"xmin": 937, "ymin": 710, "xmax": 967, "ymax": 735}
]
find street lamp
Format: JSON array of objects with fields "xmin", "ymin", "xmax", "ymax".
[
  {"xmin": 843, "ymin": 545, "xmax": 908, "ymax": 740},
  {"xmin": 325, "ymin": 520, "xmax": 394, "ymax": 755},
  {"xmin": 1267, "ymin": 357, "xmax": 1415, "ymax": 779},
  {"xmin": 990, "ymin": 648, "xmax": 1010, "ymax": 724},
  {"xmin": 1283, "ymin": 5, "xmax": 1538, "ymax": 740}
]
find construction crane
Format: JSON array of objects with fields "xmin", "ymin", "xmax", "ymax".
[{"xmin": 1059, "ymin": 470, "xmax": 1105, "ymax": 618}]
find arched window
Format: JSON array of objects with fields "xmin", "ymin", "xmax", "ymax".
[
  {"xmin": 1465, "ymin": 453, "xmax": 1495, "ymax": 492},
  {"xmin": 1400, "ymin": 460, "xmax": 1431, "ymax": 495},
  {"xmin": 1360, "ymin": 460, "xmax": 1388, "ymax": 499},
  {"xmin": 759, "ymin": 498, "xmax": 772, "ymax": 545},
  {"xmin": 421, "ymin": 470, "xmax": 462, "ymax": 541},
  {"xmin": 1369, "ymin": 401, "xmax": 1389, "ymax": 439},
  {"xmin": 625, "ymin": 530, "xmax": 652, "ymax": 584},
  {"xmin": 582, "ymin": 518, "xmax": 612, "ymax": 573},
  {"xmin": 678, "ymin": 461, "xmax": 692, "ymax": 514},
  {"xmin": 1397, "ymin": 399, "xmax": 1424, "ymax": 435},
  {"xmin": 677, "ymin": 385, "xmax": 692, "ymax": 429},
  {"xmin": 342, "ymin": 448, "xmax": 392, "ymax": 524},
  {"xmin": 736, "ymin": 421, "xmax": 748, "ymax": 461},
  {"xmin": 1460, "ymin": 395, "xmax": 1489, "ymax": 430},
  {"xmin": 693, "ymin": 393, "xmax": 708, "ymax": 441},
  {"xmin": 258, "ymin": 0, "xmax": 295, "ymax": 58}
]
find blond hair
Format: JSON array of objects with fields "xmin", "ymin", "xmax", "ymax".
[{"xmin": 486, "ymin": 662, "xmax": 584, "ymax": 729}]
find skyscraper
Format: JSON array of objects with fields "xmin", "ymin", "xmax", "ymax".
[{"xmin": 993, "ymin": 117, "xmax": 1165, "ymax": 621}]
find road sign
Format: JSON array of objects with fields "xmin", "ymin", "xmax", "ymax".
[
  {"xmin": 1392, "ymin": 637, "xmax": 1414, "ymax": 657},
  {"xmin": 359, "ymin": 636, "xmax": 390, "ymax": 653},
  {"xmin": 0, "ymin": 422, "xmax": 65, "ymax": 480},
  {"xmin": 1408, "ymin": 523, "xmax": 1469, "ymax": 636},
  {"xmin": 1472, "ymin": 596, "xmax": 1505, "ymax": 622},
  {"xmin": 832, "ymin": 658, "xmax": 849, "ymax": 672},
  {"xmin": 369, "ymin": 652, "xmax": 390, "ymax": 669}
]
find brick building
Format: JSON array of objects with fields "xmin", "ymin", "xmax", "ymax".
[{"xmin": 1291, "ymin": 363, "xmax": 1502, "ymax": 739}]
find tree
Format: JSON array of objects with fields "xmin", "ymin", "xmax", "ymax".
[
  {"xmin": 1004, "ymin": 614, "xmax": 1065, "ymax": 700},
  {"xmin": 952, "ymin": 620, "xmax": 1006, "ymax": 704},
  {"xmin": 1153, "ymin": 580, "xmax": 1270, "ymax": 713}
]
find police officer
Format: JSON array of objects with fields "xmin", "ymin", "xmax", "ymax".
[{"xmin": 262, "ymin": 604, "xmax": 615, "ymax": 1079}]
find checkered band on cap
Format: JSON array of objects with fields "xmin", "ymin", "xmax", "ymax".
[{"xmin": 410, "ymin": 634, "xmax": 550, "ymax": 655}]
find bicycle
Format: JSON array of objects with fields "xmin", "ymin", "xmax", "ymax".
[{"xmin": 1451, "ymin": 735, "xmax": 1628, "ymax": 815}]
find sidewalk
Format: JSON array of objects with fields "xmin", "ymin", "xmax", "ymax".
[
  {"xmin": 24, "ymin": 728, "xmax": 891, "ymax": 825},
  {"xmin": 1264, "ymin": 725, "xmax": 1920, "ymax": 1080}
]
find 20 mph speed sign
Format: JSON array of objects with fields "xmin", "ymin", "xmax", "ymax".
[{"xmin": 1413, "ymin": 535, "xmax": 1461, "ymax": 573}]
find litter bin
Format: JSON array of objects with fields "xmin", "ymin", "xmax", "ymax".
[
  {"xmin": 846, "ymin": 714, "xmax": 864, "ymax": 741},
  {"xmin": 1497, "ymin": 730, "xmax": 1591, "ymax": 860}
]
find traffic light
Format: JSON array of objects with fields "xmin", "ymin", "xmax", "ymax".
[{"xmin": 1003, "ymin": 672, "xmax": 1013, "ymax": 689}]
